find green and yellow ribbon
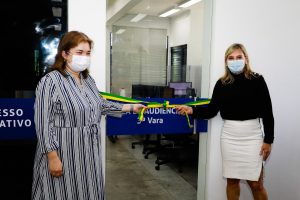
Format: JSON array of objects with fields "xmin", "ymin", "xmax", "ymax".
[
  {"xmin": 100, "ymin": 91, "xmax": 144, "ymax": 103},
  {"xmin": 100, "ymin": 91, "xmax": 210, "ymax": 128}
]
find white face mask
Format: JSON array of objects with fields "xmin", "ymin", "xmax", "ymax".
[
  {"xmin": 68, "ymin": 55, "xmax": 91, "ymax": 72},
  {"xmin": 227, "ymin": 59, "xmax": 245, "ymax": 74}
]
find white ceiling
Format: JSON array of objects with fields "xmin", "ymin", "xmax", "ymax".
[
  {"xmin": 107, "ymin": 0, "xmax": 200, "ymax": 25},
  {"xmin": 128, "ymin": 0, "xmax": 183, "ymax": 16}
]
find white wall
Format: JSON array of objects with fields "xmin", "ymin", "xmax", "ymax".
[
  {"xmin": 170, "ymin": 11, "xmax": 191, "ymax": 48},
  {"xmin": 169, "ymin": 2, "xmax": 206, "ymax": 97},
  {"xmin": 206, "ymin": 0, "xmax": 300, "ymax": 199},
  {"xmin": 69, "ymin": 0, "xmax": 106, "ymax": 90},
  {"xmin": 188, "ymin": 3, "xmax": 204, "ymax": 67},
  {"xmin": 68, "ymin": 0, "xmax": 107, "ymax": 174},
  {"xmin": 169, "ymin": 3, "xmax": 204, "ymax": 66}
]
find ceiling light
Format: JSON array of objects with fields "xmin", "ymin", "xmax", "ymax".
[
  {"xmin": 179, "ymin": 0, "xmax": 203, "ymax": 8},
  {"xmin": 131, "ymin": 13, "xmax": 147, "ymax": 22},
  {"xmin": 116, "ymin": 29, "xmax": 126, "ymax": 34},
  {"xmin": 159, "ymin": 8, "xmax": 180, "ymax": 17}
]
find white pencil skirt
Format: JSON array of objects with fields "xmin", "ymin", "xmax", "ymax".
[{"xmin": 221, "ymin": 119, "xmax": 263, "ymax": 181}]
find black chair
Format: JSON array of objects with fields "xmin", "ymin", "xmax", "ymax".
[
  {"xmin": 131, "ymin": 134, "xmax": 158, "ymax": 155},
  {"xmin": 131, "ymin": 84, "xmax": 167, "ymax": 153},
  {"xmin": 131, "ymin": 85, "xmax": 174, "ymax": 157},
  {"xmin": 154, "ymin": 134, "xmax": 199, "ymax": 172},
  {"xmin": 130, "ymin": 85, "xmax": 149, "ymax": 149},
  {"xmin": 186, "ymin": 88, "xmax": 196, "ymax": 98}
]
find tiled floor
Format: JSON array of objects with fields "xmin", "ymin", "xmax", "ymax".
[{"xmin": 105, "ymin": 135, "xmax": 198, "ymax": 200}]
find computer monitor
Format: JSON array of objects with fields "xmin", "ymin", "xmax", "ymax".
[
  {"xmin": 169, "ymin": 82, "xmax": 192, "ymax": 96},
  {"xmin": 132, "ymin": 84, "xmax": 165, "ymax": 98}
]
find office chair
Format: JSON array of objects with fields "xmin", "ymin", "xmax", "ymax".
[
  {"xmin": 142, "ymin": 87, "xmax": 175, "ymax": 159},
  {"xmin": 154, "ymin": 134, "xmax": 199, "ymax": 172},
  {"xmin": 131, "ymin": 85, "xmax": 167, "ymax": 154},
  {"xmin": 185, "ymin": 88, "xmax": 196, "ymax": 98}
]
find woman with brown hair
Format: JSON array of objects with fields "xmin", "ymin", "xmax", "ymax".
[
  {"xmin": 176, "ymin": 43, "xmax": 274, "ymax": 200},
  {"xmin": 32, "ymin": 31, "xmax": 144, "ymax": 200}
]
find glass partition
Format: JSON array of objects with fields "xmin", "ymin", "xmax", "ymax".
[
  {"xmin": 111, "ymin": 25, "xmax": 167, "ymax": 97},
  {"xmin": 106, "ymin": 0, "xmax": 211, "ymax": 199}
]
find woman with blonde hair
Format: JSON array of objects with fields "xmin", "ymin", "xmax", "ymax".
[{"xmin": 176, "ymin": 43, "xmax": 274, "ymax": 200}]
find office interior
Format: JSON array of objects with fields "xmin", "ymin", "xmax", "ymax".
[
  {"xmin": 0, "ymin": 0, "xmax": 300, "ymax": 199},
  {"xmin": 106, "ymin": 0, "xmax": 209, "ymax": 199}
]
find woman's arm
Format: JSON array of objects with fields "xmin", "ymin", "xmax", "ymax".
[
  {"xmin": 34, "ymin": 75, "xmax": 59, "ymax": 154},
  {"xmin": 121, "ymin": 104, "xmax": 146, "ymax": 113},
  {"xmin": 176, "ymin": 81, "xmax": 222, "ymax": 119},
  {"xmin": 35, "ymin": 75, "xmax": 63, "ymax": 177},
  {"xmin": 191, "ymin": 81, "xmax": 222, "ymax": 119},
  {"xmin": 258, "ymin": 76, "xmax": 274, "ymax": 144},
  {"xmin": 99, "ymin": 95, "xmax": 145, "ymax": 114}
]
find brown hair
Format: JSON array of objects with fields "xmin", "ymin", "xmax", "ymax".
[
  {"xmin": 220, "ymin": 43, "xmax": 255, "ymax": 84},
  {"xmin": 50, "ymin": 31, "xmax": 93, "ymax": 79}
]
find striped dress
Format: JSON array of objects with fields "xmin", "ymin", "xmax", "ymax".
[{"xmin": 32, "ymin": 70, "xmax": 122, "ymax": 200}]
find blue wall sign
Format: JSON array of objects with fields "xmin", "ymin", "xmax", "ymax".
[
  {"xmin": 0, "ymin": 98, "xmax": 36, "ymax": 140},
  {"xmin": 0, "ymin": 98, "xmax": 208, "ymax": 139},
  {"xmin": 106, "ymin": 98, "xmax": 208, "ymax": 136}
]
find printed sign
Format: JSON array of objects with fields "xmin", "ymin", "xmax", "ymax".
[
  {"xmin": 106, "ymin": 98, "xmax": 208, "ymax": 136},
  {"xmin": 0, "ymin": 98, "xmax": 36, "ymax": 140},
  {"xmin": 0, "ymin": 98, "xmax": 208, "ymax": 139}
]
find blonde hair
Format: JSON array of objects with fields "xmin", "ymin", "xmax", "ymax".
[
  {"xmin": 221, "ymin": 43, "xmax": 255, "ymax": 84},
  {"xmin": 50, "ymin": 31, "xmax": 93, "ymax": 79}
]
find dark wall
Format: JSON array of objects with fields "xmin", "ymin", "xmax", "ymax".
[
  {"xmin": 0, "ymin": 140, "xmax": 37, "ymax": 199},
  {"xmin": 0, "ymin": 0, "xmax": 67, "ymax": 198},
  {"xmin": 0, "ymin": 0, "xmax": 67, "ymax": 95}
]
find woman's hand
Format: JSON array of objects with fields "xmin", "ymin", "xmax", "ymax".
[
  {"xmin": 176, "ymin": 105, "xmax": 193, "ymax": 115},
  {"xmin": 260, "ymin": 143, "xmax": 272, "ymax": 161},
  {"xmin": 47, "ymin": 151, "xmax": 63, "ymax": 177},
  {"xmin": 132, "ymin": 104, "xmax": 146, "ymax": 113},
  {"xmin": 122, "ymin": 104, "xmax": 146, "ymax": 113}
]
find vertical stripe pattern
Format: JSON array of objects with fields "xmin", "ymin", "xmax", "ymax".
[{"xmin": 32, "ymin": 70, "xmax": 123, "ymax": 200}]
